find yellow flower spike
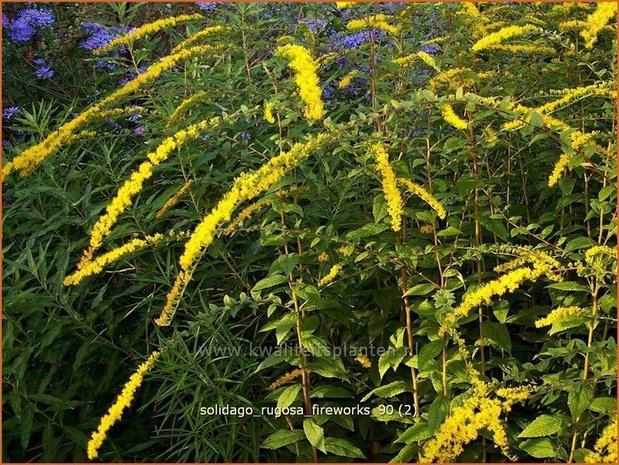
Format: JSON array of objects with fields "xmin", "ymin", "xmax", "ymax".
[
  {"xmin": 459, "ymin": 2, "xmax": 480, "ymax": 18},
  {"xmin": 398, "ymin": 178, "xmax": 447, "ymax": 220},
  {"xmin": 268, "ymin": 369, "xmax": 304, "ymax": 391},
  {"xmin": 167, "ymin": 91, "xmax": 210, "ymax": 126},
  {"xmin": 264, "ymin": 101, "xmax": 276, "ymax": 124},
  {"xmin": 394, "ymin": 52, "xmax": 439, "ymax": 71},
  {"xmin": 585, "ymin": 418, "xmax": 617, "ymax": 463},
  {"xmin": 171, "ymin": 25, "xmax": 227, "ymax": 52},
  {"xmin": 93, "ymin": 14, "xmax": 204, "ymax": 55},
  {"xmin": 585, "ymin": 245, "xmax": 616, "ymax": 263},
  {"xmin": 318, "ymin": 263, "xmax": 343, "ymax": 288},
  {"xmin": 79, "ymin": 120, "xmax": 213, "ymax": 268},
  {"xmin": 87, "ymin": 350, "xmax": 161, "ymax": 460},
  {"xmin": 336, "ymin": 2, "xmax": 356, "ymax": 9},
  {"xmin": 155, "ymin": 133, "xmax": 330, "ymax": 326},
  {"xmin": 338, "ymin": 69, "xmax": 364, "ymax": 89},
  {"xmin": 317, "ymin": 252, "xmax": 329, "ymax": 263},
  {"xmin": 355, "ymin": 354, "xmax": 372, "ymax": 369},
  {"xmin": 535, "ymin": 306, "xmax": 587, "ymax": 328},
  {"xmin": 547, "ymin": 152, "xmax": 572, "ymax": 187},
  {"xmin": 581, "ymin": 2, "xmax": 617, "ymax": 49},
  {"xmin": 472, "ymin": 25, "xmax": 542, "ymax": 52},
  {"xmin": 65, "ymin": 234, "xmax": 163, "ymax": 286},
  {"xmin": 276, "ymin": 44, "xmax": 324, "ymax": 121},
  {"xmin": 369, "ymin": 141, "xmax": 403, "ymax": 232},
  {"xmin": 155, "ymin": 179, "xmax": 195, "ymax": 219},
  {"xmin": 536, "ymin": 83, "xmax": 615, "ymax": 115},
  {"xmin": 440, "ymin": 104, "xmax": 468, "ymax": 130},
  {"xmin": 347, "ymin": 14, "xmax": 399, "ymax": 35},
  {"xmin": 4, "ymin": 45, "xmax": 217, "ymax": 177},
  {"xmin": 420, "ymin": 381, "xmax": 527, "ymax": 463}
]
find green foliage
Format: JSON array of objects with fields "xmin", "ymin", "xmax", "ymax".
[{"xmin": 3, "ymin": 2, "xmax": 616, "ymax": 463}]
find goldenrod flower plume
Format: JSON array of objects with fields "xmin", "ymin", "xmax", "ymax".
[
  {"xmin": 440, "ymin": 104, "xmax": 468, "ymax": 130},
  {"xmin": 398, "ymin": 178, "xmax": 446, "ymax": 219},
  {"xmin": 155, "ymin": 133, "xmax": 329, "ymax": 326},
  {"xmin": 167, "ymin": 91, "xmax": 210, "ymax": 126},
  {"xmin": 535, "ymin": 306, "xmax": 587, "ymax": 328},
  {"xmin": 581, "ymin": 2, "xmax": 617, "ymax": 49},
  {"xmin": 4, "ymin": 45, "xmax": 217, "ymax": 177},
  {"xmin": 87, "ymin": 350, "xmax": 161, "ymax": 460},
  {"xmin": 370, "ymin": 141, "xmax": 403, "ymax": 232},
  {"xmin": 268, "ymin": 368, "xmax": 303, "ymax": 390},
  {"xmin": 79, "ymin": 120, "xmax": 212, "ymax": 268},
  {"xmin": 171, "ymin": 25, "xmax": 227, "ymax": 52},
  {"xmin": 155, "ymin": 179, "xmax": 195, "ymax": 219},
  {"xmin": 94, "ymin": 14, "xmax": 204, "ymax": 55},
  {"xmin": 264, "ymin": 101, "xmax": 276, "ymax": 124},
  {"xmin": 318, "ymin": 263, "xmax": 343, "ymax": 288},
  {"xmin": 472, "ymin": 25, "xmax": 542, "ymax": 52},
  {"xmin": 276, "ymin": 44, "xmax": 325, "ymax": 121},
  {"xmin": 585, "ymin": 418, "xmax": 617, "ymax": 463},
  {"xmin": 347, "ymin": 14, "xmax": 399, "ymax": 35}
]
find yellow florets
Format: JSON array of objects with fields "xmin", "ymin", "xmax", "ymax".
[
  {"xmin": 94, "ymin": 14, "xmax": 204, "ymax": 55},
  {"xmin": 535, "ymin": 306, "xmax": 587, "ymax": 328},
  {"xmin": 394, "ymin": 51, "xmax": 439, "ymax": 71},
  {"xmin": 264, "ymin": 101, "xmax": 276, "ymax": 124},
  {"xmin": 268, "ymin": 368, "xmax": 303, "ymax": 390},
  {"xmin": 440, "ymin": 104, "xmax": 468, "ymax": 130},
  {"xmin": 472, "ymin": 25, "xmax": 542, "ymax": 52},
  {"xmin": 347, "ymin": 14, "xmax": 399, "ymax": 35},
  {"xmin": 155, "ymin": 133, "xmax": 329, "ymax": 326},
  {"xmin": 581, "ymin": 2, "xmax": 617, "ymax": 49},
  {"xmin": 318, "ymin": 263, "xmax": 343, "ymax": 288},
  {"xmin": 318, "ymin": 252, "xmax": 329, "ymax": 263},
  {"xmin": 4, "ymin": 45, "xmax": 216, "ymax": 177},
  {"xmin": 355, "ymin": 354, "xmax": 372, "ymax": 369},
  {"xmin": 370, "ymin": 141, "xmax": 403, "ymax": 232},
  {"xmin": 167, "ymin": 91, "xmax": 209, "ymax": 126},
  {"xmin": 79, "ymin": 120, "xmax": 212, "ymax": 268},
  {"xmin": 276, "ymin": 44, "xmax": 325, "ymax": 121},
  {"xmin": 420, "ymin": 381, "xmax": 527, "ymax": 463},
  {"xmin": 585, "ymin": 245, "xmax": 616, "ymax": 263},
  {"xmin": 171, "ymin": 25, "xmax": 227, "ymax": 52},
  {"xmin": 338, "ymin": 69, "xmax": 364, "ymax": 89},
  {"xmin": 585, "ymin": 419, "xmax": 617, "ymax": 463},
  {"xmin": 87, "ymin": 350, "xmax": 161, "ymax": 459},
  {"xmin": 398, "ymin": 178, "xmax": 447, "ymax": 220},
  {"xmin": 155, "ymin": 179, "xmax": 195, "ymax": 219}
]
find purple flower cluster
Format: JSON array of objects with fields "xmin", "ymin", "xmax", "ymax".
[
  {"xmin": 305, "ymin": 19, "xmax": 327, "ymax": 34},
  {"xmin": 2, "ymin": 107, "xmax": 20, "ymax": 120},
  {"xmin": 419, "ymin": 43, "xmax": 440, "ymax": 55},
  {"xmin": 33, "ymin": 57, "xmax": 54, "ymax": 79},
  {"xmin": 119, "ymin": 66, "xmax": 148, "ymax": 86},
  {"xmin": 5, "ymin": 7, "xmax": 55, "ymax": 43},
  {"xmin": 196, "ymin": 2, "xmax": 217, "ymax": 12},
  {"xmin": 330, "ymin": 29, "xmax": 385, "ymax": 51},
  {"xmin": 81, "ymin": 22, "xmax": 130, "ymax": 52}
]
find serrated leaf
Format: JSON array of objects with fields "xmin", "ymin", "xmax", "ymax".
[
  {"xmin": 588, "ymin": 397, "xmax": 616, "ymax": 414},
  {"xmin": 518, "ymin": 414, "xmax": 563, "ymax": 438},
  {"xmin": 261, "ymin": 429, "xmax": 306, "ymax": 449},
  {"xmin": 253, "ymin": 274, "xmax": 288, "ymax": 291},
  {"xmin": 277, "ymin": 384, "xmax": 302, "ymax": 410},
  {"xmin": 378, "ymin": 347, "xmax": 407, "ymax": 378},
  {"xmin": 324, "ymin": 437, "xmax": 365, "ymax": 458},
  {"xmin": 397, "ymin": 422, "xmax": 432, "ymax": 443},
  {"xmin": 303, "ymin": 418, "xmax": 326, "ymax": 452},
  {"xmin": 519, "ymin": 438, "xmax": 556, "ymax": 458},
  {"xmin": 418, "ymin": 341, "xmax": 443, "ymax": 370},
  {"xmin": 361, "ymin": 380, "xmax": 410, "ymax": 402},
  {"xmin": 568, "ymin": 384, "xmax": 593, "ymax": 419}
]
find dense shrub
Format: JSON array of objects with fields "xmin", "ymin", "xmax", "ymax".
[{"xmin": 3, "ymin": 2, "xmax": 617, "ymax": 463}]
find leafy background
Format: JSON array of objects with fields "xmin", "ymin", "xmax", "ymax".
[{"xmin": 3, "ymin": 1, "xmax": 617, "ymax": 463}]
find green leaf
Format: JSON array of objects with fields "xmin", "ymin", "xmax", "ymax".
[
  {"xmin": 564, "ymin": 237, "xmax": 596, "ymax": 253},
  {"xmin": 518, "ymin": 414, "xmax": 563, "ymax": 438},
  {"xmin": 308, "ymin": 357, "xmax": 349, "ymax": 381},
  {"xmin": 480, "ymin": 321, "xmax": 512, "ymax": 352},
  {"xmin": 310, "ymin": 385, "xmax": 351, "ymax": 398},
  {"xmin": 390, "ymin": 444, "xmax": 417, "ymax": 463},
  {"xmin": 277, "ymin": 384, "xmax": 302, "ymax": 410},
  {"xmin": 276, "ymin": 313, "xmax": 298, "ymax": 344},
  {"xmin": 303, "ymin": 418, "xmax": 326, "ymax": 453},
  {"xmin": 547, "ymin": 282, "xmax": 590, "ymax": 292},
  {"xmin": 253, "ymin": 274, "xmax": 288, "ymax": 291},
  {"xmin": 361, "ymin": 380, "xmax": 410, "ymax": 402},
  {"xmin": 418, "ymin": 340, "xmax": 443, "ymax": 370},
  {"xmin": 397, "ymin": 423, "xmax": 432, "ymax": 443},
  {"xmin": 568, "ymin": 384, "xmax": 594, "ymax": 419},
  {"xmin": 519, "ymin": 438, "xmax": 556, "ymax": 458},
  {"xmin": 378, "ymin": 347, "xmax": 407, "ymax": 378},
  {"xmin": 427, "ymin": 395, "xmax": 449, "ymax": 431},
  {"xmin": 275, "ymin": 254, "xmax": 298, "ymax": 276},
  {"xmin": 324, "ymin": 437, "xmax": 365, "ymax": 458},
  {"xmin": 403, "ymin": 283, "xmax": 436, "ymax": 297},
  {"xmin": 261, "ymin": 429, "xmax": 306, "ymax": 450},
  {"xmin": 588, "ymin": 397, "xmax": 617, "ymax": 414}
]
